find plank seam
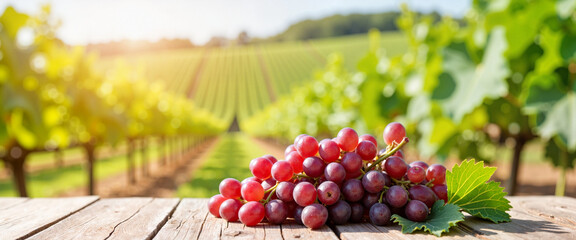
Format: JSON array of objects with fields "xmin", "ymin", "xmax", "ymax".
[
  {"xmin": 103, "ymin": 198, "xmax": 154, "ymax": 240},
  {"xmin": 20, "ymin": 197, "xmax": 100, "ymax": 240},
  {"xmin": 146, "ymin": 198, "xmax": 182, "ymax": 240},
  {"xmin": 194, "ymin": 205, "xmax": 210, "ymax": 240}
]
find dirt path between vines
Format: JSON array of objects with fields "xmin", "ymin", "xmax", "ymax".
[{"xmin": 59, "ymin": 137, "xmax": 220, "ymax": 198}]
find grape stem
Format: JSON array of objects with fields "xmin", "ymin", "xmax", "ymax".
[
  {"xmin": 264, "ymin": 182, "xmax": 279, "ymax": 194},
  {"xmin": 365, "ymin": 137, "xmax": 409, "ymax": 172},
  {"xmin": 263, "ymin": 182, "xmax": 279, "ymax": 203}
]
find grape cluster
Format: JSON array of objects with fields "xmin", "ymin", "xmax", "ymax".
[{"xmin": 208, "ymin": 122, "xmax": 448, "ymax": 229}]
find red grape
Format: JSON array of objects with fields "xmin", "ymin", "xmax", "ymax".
[
  {"xmin": 293, "ymin": 182, "xmax": 317, "ymax": 206},
  {"xmin": 219, "ymin": 178, "xmax": 242, "ymax": 199},
  {"xmin": 319, "ymin": 139, "xmax": 340, "ymax": 163},
  {"xmin": 341, "ymin": 152, "xmax": 362, "ymax": 173},
  {"xmin": 384, "ymin": 156, "xmax": 408, "ymax": 179},
  {"xmin": 241, "ymin": 176, "xmax": 262, "ymax": 184},
  {"xmin": 409, "ymin": 161, "xmax": 429, "ymax": 171},
  {"xmin": 284, "ymin": 144, "xmax": 296, "ymax": 158},
  {"xmin": 432, "ymin": 184, "xmax": 448, "ymax": 202},
  {"xmin": 359, "ymin": 134, "xmax": 378, "ymax": 147},
  {"xmin": 219, "ymin": 198, "xmax": 242, "ymax": 222},
  {"xmin": 265, "ymin": 199, "xmax": 288, "ymax": 224},
  {"xmin": 208, "ymin": 194, "xmax": 226, "ymax": 218},
  {"xmin": 383, "ymin": 122, "xmax": 406, "ymax": 145},
  {"xmin": 362, "ymin": 192, "xmax": 380, "ymax": 209},
  {"xmin": 408, "ymin": 185, "xmax": 438, "ymax": 208},
  {"xmin": 296, "ymin": 135, "xmax": 319, "ymax": 158},
  {"xmin": 271, "ymin": 160, "xmax": 294, "ymax": 182},
  {"xmin": 361, "ymin": 170, "xmax": 386, "ymax": 193},
  {"xmin": 386, "ymin": 185, "xmax": 408, "ymax": 208},
  {"xmin": 286, "ymin": 151, "xmax": 304, "ymax": 173},
  {"xmin": 301, "ymin": 203, "xmax": 328, "ymax": 229},
  {"xmin": 324, "ymin": 162, "xmax": 346, "ymax": 183},
  {"xmin": 294, "ymin": 134, "xmax": 309, "ymax": 145},
  {"xmin": 328, "ymin": 200, "xmax": 351, "ymax": 225},
  {"xmin": 393, "ymin": 149, "xmax": 405, "ymax": 158},
  {"xmin": 426, "ymin": 164, "xmax": 447, "ymax": 185},
  {"xmin": 250, "ymin": 157, "xmax": 273, "ymax": 180},
  {"xmin": 349, "ymin": 202, "xmax": 364, "ymax": 223},
  {"xmin": 303, "ymin": 156, "xmax": 325, "ymax": 178},
  {"xmin": 317, "ymin": 181, "xmax": 340, "ymax": 206},
  {"xmin": 238, "ymin": 201, "xmax": 265, "ymax": 226},
  {"xmin": 263, "ymin": 154, "xmax": 278, "ymax": 164},
  {"xmin": 369, "ymin": 203, "xmax": 391, "ymax": 226},
  {"xmin": 276, "ymin": 181, "xmax": 295, "ymax": 202},
  {"xmin": 356, "ymin": 140, "xmax": 377, "ymax": 160},
  {"xmin": 241, "ymin": 180, "xmax": 264, "ymax": 201},
  {"xmin": 407, "ymin": 166, "xmax": 426, "ymax": 183},
  {"xmin": 336, "ymin": 127, "xmax": 359, "ymax": 152},
  {"xmin": 405, "ymin": 200, "xmax": 429, "ymax": 222},
  {"xmin": 342, "ymin": 179, "xmax": 364, "ymax": 202}
]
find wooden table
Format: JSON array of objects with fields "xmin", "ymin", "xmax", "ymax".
[{"xmin": 0, "ymin": 196, "xmax": 575, "ymax": 239}]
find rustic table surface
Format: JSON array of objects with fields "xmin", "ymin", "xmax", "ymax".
[{"xmin": 0, "ymin": 196, "xmax": 575, "ymax": 239}]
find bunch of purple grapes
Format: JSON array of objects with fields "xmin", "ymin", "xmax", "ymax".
[{"xmin": 208, "ymin": 122, "xmax": 448, "ymax": 229}]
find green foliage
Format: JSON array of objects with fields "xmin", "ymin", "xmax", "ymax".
[
  {"xmin": 261, "ymin": 12, "xmax": 403, "ymax": 42},
  {"xmin": 447, "ymin": 159, "xmax": 512, "ymax": 223},
  {"xmin": 243, "ymin": 53, "xmax": 367, "ymax": 140},
  {"xmin": 391, "ymin": 201, "xmax": 464, "ymax": 237},
  {"xmin": 0, "ymin": 6, "xmax": 224, "ymax": 154}
]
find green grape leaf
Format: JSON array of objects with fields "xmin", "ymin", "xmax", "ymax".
[
  {"xmin": 447, "ymin": 159, "xmax": 512, "ymax": 223},
  {"xmin": 391, "ymin": 200, "xmax": 464, "ymax": 237},
  {"xmin": 522, "ymin": 73, "xmax": 564, "ymax": 113},
  {"xmin": 560, "ymin": 33, "xmax": 576, "ymax": 61},
  {"xmin": 539, "ymin": 93, "xmax": 576, "ymax": 151},
  {"xmin": 439, "ymin": 27, "xmax": 509, "ymax": 123}
]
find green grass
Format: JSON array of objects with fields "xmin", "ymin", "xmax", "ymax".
[
  {"xmin": 176, "ymin": 133, "xmax": 267, "ymax": 198},
  {"xmin": 0, "ymin": 143, "xmax": 168, "ymax": 197}
]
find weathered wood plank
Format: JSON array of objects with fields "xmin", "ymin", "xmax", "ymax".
[
  {"xmin": 28, "ymin": 198, "xmax": 158, "ymax": 240},
  {"xmin": 108, "ymin": 198, "xmax": 180, "ymax": 240},
  {"xmin": 0, "ymin": 197, "xmax": 28, "ymax": 210},
  {"xmin": 460, "ymin": 205, "xmax": 576, "ymax": 240},
  {"xmin": 0, "ymin": 196, "xmax": 99, "ymax": 240},
  {"xmin": 507, "ymin": 196, "xmax": 576, "ymax": 229},
  {"xmin": 263, "ymin": 224, "xmax": 284, "ymax": 240},
  {"xmin": 221, "ymin": 221, "xmax": 266, "ymax": 240},
  {"xmin": 281, "ymin": 220, "xmax": 339, "ymax": 240},
  {"xmin": 334, "ymin": 222, "xmax": 476, "ymax": 240},
  {"xmin": 197, "ymin": 207, "xmax": 227, "ymax": 240},
  {"xmin": 154, "ymin": 198, "xmax": 210, "ymax": 240}
]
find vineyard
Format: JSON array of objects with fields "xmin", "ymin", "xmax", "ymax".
[
  {"xmin": 96, "ymin": 32, "xmax": 407, "ymax": 124},
  {"xmin": 1, "ymin": 0, "xmax": 576, "ymax": 203}
]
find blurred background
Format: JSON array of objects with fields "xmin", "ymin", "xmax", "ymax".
[{"xmin": 0, "ymin": 0, "xmax": 574, "ymax": 198}]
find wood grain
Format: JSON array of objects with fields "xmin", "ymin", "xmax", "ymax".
[
  {"xmin": 0, "ymin": 196, "xmax": 98, "ymax": 240},
  {"xmin": 29, "ymin": 198, "xmax": 157, "ymax": 240},
  {"xmin": 508, "ymin": 196, "xmax": 576, "ymax": 229},
  {"xmin": 108, "ymin": 198, "xmax": 180, "ymax": 240},
  {"xmin": 0, "ymin": 196, "xmax": 574, "ymax": 240},
  {"xmin": 197, "ymin": 207, "xmax": 227, "ymax": 240},
  {"xmin": 221, "ymin": 221, "xmax": 266, "ymax": 240},
  {"xmin": 281, "ymin": 220, "xmax": 339, "ymax": 240},
  {"xmin": 459, "ymin": 206, "xmax": 576, "ymax": 240},
  {"xmin": 154, "ymin": 198, "xmax": 210, "ymax": 240},
  {"xmin": 334, "ymin": 222, "xmax": 476, "ymax": 240},
  {"xmin": 0, "ymin": 197, "xmax": 28, "ymax": 210}
]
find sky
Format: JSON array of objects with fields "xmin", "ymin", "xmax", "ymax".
[{"xmin": 1, "ymin": 0, "xmax": 471, "ymax": 45}]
